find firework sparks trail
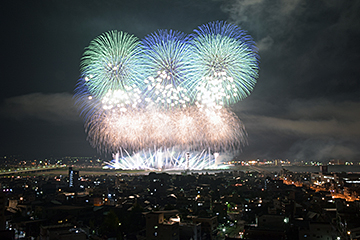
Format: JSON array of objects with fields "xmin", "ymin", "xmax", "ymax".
[
  {"xmin": 83, "ymin": 105, "xmax": 246, "ymax": 154},
  {"xmin": 104, "ymin": 148, "xmax": 216, "ymax": 170}
]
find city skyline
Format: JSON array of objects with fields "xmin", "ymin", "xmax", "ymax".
[{"xmin": 1, "ymin": 0, "xmax": 360, "ymax": 161}]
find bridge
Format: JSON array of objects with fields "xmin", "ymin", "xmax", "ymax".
[{"xmin": 0, "ymin": 165, "xmax": 67, "ymax": 176}]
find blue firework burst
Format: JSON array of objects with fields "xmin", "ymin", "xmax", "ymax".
[{"xmin": 141, "ymin": 29, "xmax": 195, "ymax": 109}]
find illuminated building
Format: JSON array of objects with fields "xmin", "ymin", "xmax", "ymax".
[{"xmin": 68, "ymin": 167, "xmax": 79, "ymax": 188}]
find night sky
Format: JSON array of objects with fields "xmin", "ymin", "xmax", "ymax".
[{"xmin": 1, "ymin": 0, "xmax": 360, "ymax": 162}]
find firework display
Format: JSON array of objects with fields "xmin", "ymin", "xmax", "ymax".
[
  {"xmin": 192, "ymin": 21, "xmax": 259, "ymax": 107},
  {"xmin": 80, "ymin": 30, "xmax": 146, "ymax": 99},
  {"xmin": 75, "ymin": 21, "xmax": 259, "ymax": 170},
  {"xmin": 141, "ymin": 30, "xmax": 194, "ymax": 109}
]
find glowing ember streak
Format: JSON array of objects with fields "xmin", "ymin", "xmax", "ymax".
[{"xmin": 82, "ymin": 105, "xmax": 246, "ymax": 153}]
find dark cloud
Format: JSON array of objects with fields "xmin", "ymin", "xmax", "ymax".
[
  {"xmin": 0, "ymin": 93, "xmax": 79, "ymax": 124},
  {"xmin": 232, "ymin": 98, "xmax": 360, "ymax": 161},
  {"xmin": 288, "ymin": 139, "xmax": 359, "ymax": 162},
  {"xmin": 220, "ymin": 0, "xmax": 360, "ymax": 100},
  {"xmin": 244, "ymin": 99, "xmax": 360, "ymax": 137},
  {"xmin": 0, "ymin": 92, "xmax": 95, "ymax": 157}
]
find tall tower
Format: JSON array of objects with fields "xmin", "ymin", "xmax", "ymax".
[
  {"xmin": 69, "ymin": 167, "xmax": 79, "ymax": 188},
  {"xmin": 186, "ymin": 152, "xmax": 190, "ymax": 170},
  {"xmin": 69, "ymin": 167, "xmax": 74, "ymax": 188}
]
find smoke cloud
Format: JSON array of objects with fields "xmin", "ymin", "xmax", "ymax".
[{"xmin": 0, "ymin": 93, "xmax": 80, "ymax": 124}]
